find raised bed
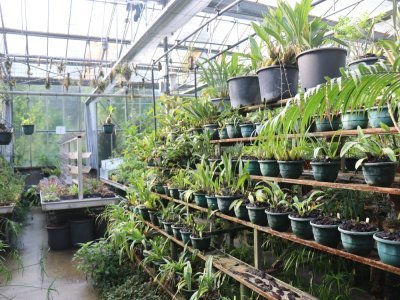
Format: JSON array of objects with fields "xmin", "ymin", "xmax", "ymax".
[{"xmin": 0, "ymin": 204, "xmax": 15, "ymax": 214}]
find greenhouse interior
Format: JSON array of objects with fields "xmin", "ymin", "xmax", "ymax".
[{"xmin": 2, "ymin": 0, "xmax": 400, "ymax": 299}]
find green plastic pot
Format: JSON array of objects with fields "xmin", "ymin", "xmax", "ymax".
[
  {"xmin": 234, "ymin": 204, "xmax": 249, "ymax": 221},
  {"xmin": 206, "ymin": 195, "xmax": 218, "ymax": 210},
  {"xmin": 22, "ymin": 124, "xmax": 35, "ymax": 135},
  {"xmin": 204, "ymin": 124, "xmax": 219, "ymax": 140},
  {"xmin": 315, "ymin": 115, "xmax": 341, "ymax": 132},
  {"xmin": 239, "ymin": 123, "xmax": 256, "ymax": 138},
  {"xmin": 374, "ymin": 233, "xmax": 400, "ymax": 267},
  {"xmin": 255, "ymin": 122, "xmax": 263, "ymax": 135},
  {"xmin": 162, "ymin": 221, "xmax": 174, "ymax": 235},
  {"xmin": 226, "ymin": 124, "xmax": 242, "ymax": 138},
  {"xmin": 148, "ymin": 210, "xmax": 160, "ymax": 226},
  {"xmin": 310, "ymin": 221, "xmax": 340, "ymax": 247},
  {"xmin": 194, "ymin": 193, "xmax": 208, "ymax": 208},
  {"xmin": 278, "ymin": 161, "xmax": 303, "ymax": 179},
  {"xmin": 218, "ymin": 128, "xmax": 229, "ymax": 140},
  {"xmin": 265, "ymin": 211, "xmax": 290, "ymax": 232},
  {"xmin": 163, "ymin": 185, "xmax": 169, "ymax": 195},
  {"xmin": 243, "ymin": 160, "xmax": 261, "ymax": 175},
  {"xmin": 171, "ymin": 224, "xmax": 184, "ymax": 240},
  {"xmin": 247, "ymin": 206, "xmax": 268, "ymax": 226},
  {"xmin": 103, "ymin": 123, "xmax": 115, "ymax": 134},
  {"xmin": 138, "ymin": 206, "xmax": 151, "ymax": 222},
  {"xmin": 216, "ymin": 195, "xmax": 241, "ymax": 215},
  {"xmin": 289, "ymin": 215, "xmax": 314, "ymax": 239},
  {"xmin": 190, "ymin": 235, "xmax": 211, "ymax": 251},
  {"xmin": 169, "ymin": 187, "xmax": 180, "ymax": 199},
  {"xmin": 178, "ymin": 189, "xmax": 186, "ymax": 201},
  {"xmin": 311, "ymin": 161, "xmax": 340, "ymax": 182},
  {"xmin": 369, "ymin": 106, "xmax": 395, "ymax": 128},
  {"xmin": 180, "ymin": 230, "xmax": 192, "ymax": 245},
  {"xmin": 259, "ymin": 160, "xmax": 279, "ymax": 177},
  {"xmin": 362, "ymin": 162, "xmax": 397, "ymax": 187},
  {"xmin": 181, "ymin": 288, "xmax": 197, "ymax": 300},
  {"xmin": 339, "ymin": 227, "xmax": 378, "ymax": 256},
  {"xmin": 341, "ymin": 111, "xmax": 368, "ymax": 130},
  {"xmin": 154, "ymin": 184, "xmax": 165, "ymax": 194}
]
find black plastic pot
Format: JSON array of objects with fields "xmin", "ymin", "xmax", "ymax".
[
  {"xmin": 234, "ymin": 204, "xmax": 249, "ymax": 221},
  {"xmin": 0, "ymin": 132, "xmax": 12, "ymax": 145},
  {"xmin": 169, "ymin": 187, "xmax": 180, "ymax": 199},
  {"xmin": 311, "ymin": 161, "xmax": 340, "ymax": 182},
  {"xmin": 278, "ymin": 161, "xmax": 303, "ymax": 179},
  {"xmin": 181, "ymin": 288, "xmax": 197, "ymax": 300},
  {"xmin": 289, "ymin": 215, "xmax": 314, "ymax": 240},
  {"xmin": 138, "ymin": 205, "xmax": 151, "ymax": 221},
  {"xmin": 310, "ymin": 221, "xmax": 340, "ymax": 247},
  {"xmin": 247, "ymin": 206, "xmax": 268, "ymax": 226},
  {"xmin": 257, "ymin": 65, "xmax": 299, "ymax": 103},
  {"xmin": 180, "ymin": 230, "xmax": 192, "ymax": 245},
  {"xmin": 297, "ymin": 47, "xmax": 347, "ymax": 91},
  {"xmin": 162, "ymin": 221, "xmax": 174, "ymax": 235},
  {"xmin": 362, "ymin": 162, "xmax": 397, "ymax": 187},
  {"xmin": 341, "ymin": 110, "xmax": 368, "ymax": 130},
  {"xmin": 178, "ymin": 189, "xmax": 186, "ymax": 201},
  {"xmin": 154, "ymin": 184, "xmax": 165, "ymax": 194},
  {"xmin": 103, "ymin": 123, "xmax": 115, "ymax": 134},
  {"xmin": 339, "ymin": 226, "xmax": 378, "ymax": 256},
  {"xmin": 163, "ymin": 185, "xmax": 169, "ymax": 195},
  {"xmin": 265, "ymin": 211, "xmax": 290, "ymax": 232},
  {"xmin": 171, "ymin": 224, "xmax": 184, "ymax": 240},
  {"xmin": 243, "ymin": 160, "xmax": 261, "ymax": 175},
  {"xmin": 203, "ymin": 124, "xmax": 219, "ymax": 140},
  {"xmin": 22, "ymin": 124, "xmax": 35, "ymax": 135},
  {"xmin": 46, "ymin": 223, "xmax": 70, "ymax": 250},
  {"xmin": 345, "ymin": 158, "xmax": 358, "ymax": 171},
  {"xmin": 226, "ymin": 123, "xmax": 242, "ymax": 138},
  {"xmin": 218, "ymin": 127, "xmax": 229, "ymax": 140},
  {"xmin": 69, "ymin": 218, "xmax": 94, "ymax": 247},
  {"xmin": 369, "ymin": 106, "xmax": 396, "ymax": 128},
  {"xmin": 206, "ymin": 195, "xmax": 218, "ymax": 210},
  {"xmin": 211, "ymin": 97, "xmax": 230, "ymax": 112},
  {"xmin": 227, "ymin": 76, "xmax": 261, "ymax": 108},
  {"xmin": 190, "ymin": 235, "xmax": 211, "ymax": 251},
  {"xmin": 259, "ymin": 160, "xmax": 279, "ymax": 177},
  {"xmin": 348, "ymin": 57, "xmax": 380, "ymax": 70},
  {"xmin": 239, "ymin": 123, "xmax": 256, "ymax": 138},
  {"xmin": 149, "ymin": 210, "xmax": 160, "ymax": 226},
  {"xmin": 194, "ymin": 193, "xmax": 208, "ymax": 208},
  {"xmin": 216, "ymin": 195, "xmax": 241, "ymax": 215},
  {"xmin": 315, "ymin": 115, "xmax": 341, "ymax": 132}
]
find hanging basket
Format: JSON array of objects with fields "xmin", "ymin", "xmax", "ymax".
[
  {"xmin": 0, "ymin": 132, "xmax": 12, "ymax": 145},
  {"xmin": 22, "ymin": 124, "xmax": 35, "ymax": 135},
  {"xmin": 103, "ymin": 124, "xmax": 115, "ymax": 134}
]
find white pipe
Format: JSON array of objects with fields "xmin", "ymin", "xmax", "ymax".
[{"xmin": 0, "ymin": 90, "xmax": 146, "ymax": 98}]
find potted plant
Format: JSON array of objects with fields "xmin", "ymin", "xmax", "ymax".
[
  {"xmin": 239, "ymin": 118, "xmax": 256, "ymax": 138},
  {"xmin": 340, "ymin": 127, "xmax": 398, "ymax": 187},
  {"xmin": 168, "ymin": 169, "xmax": 189, "ymax": 200},
  {"xmin": 180, "ymin": 214, "xmax": 195, "ymax": 245},
  {"xmin": 246, "ymin": 186, "xmax": 270, "ymax": 226},
  {"xmin": 143, "ymin": 238, "xmax": 169, "ymax": 270},
  {"xmin": 310, "ymin": 216, "xmax": 342, "ymax": 247},
  {"xmin": 314, "ymin": 113, "xmax": 341, "ymax": 132},
  {"xmin": 226, "ymin": 53, "xmax": 261, "ymax": 108},
  {"xmin": 277, "ymin": 0, "xmax": 347, "ymax": 91},
  {"xmin": 250, "ymin": 7, "xmax": 298, "ymax": 103},
  {"xmin": 197, "ymin": 54, "xmax": 231, "ymax": 111},
  {"xmin": 258, "ymin": 139, "xmax": 280, "ymax": 177},
  {"xmin": 249, "ymin": 109, "xmax": 269, "ymax": 135},
  {"xmin": 158, "ymin": 252, "xmax": 190, "ymax": 292},
  {"xmin": 215, "ymin": 154, "xmax": 250, "ymax": 215},
  {"xmin": 190, "ymin": 222, "xmax": 211, "ymax": 251},
  {"xmin": 103, "ymin": 105, "xmax": 115, "ymax": 134},
  {"xmin": 263, "ymin": 182, "xmax": 292, "ymax": 232},
  {"xmin": 21, "ymin": 114, "xmax": 35, "ymax": 135},
  {"xmin": 242, "ymin": 146, "xmax": 262, "ymax": 175},
  {"xmin": 160, "ymin": 204, "xmax": 178, "ymax": 235},
  {"xmin": 171, "ymin": 216, "xmax": 186, "ymax": 241},
  {"xmin": 374, "ymin": 229, "xmax": 400, "ymax": 267},
  {"xmin": 222, "ymin": 109, "xmax": 243, "ymax": 139},
  {"xmin": 190, "ymin": 257, "xmax": 225, "ymax": 300},
  {"xmin": 274, "ymin": 137, "xmax": 308, "ymax": 179},
  {"xmin": 229, "ymin": 197, "xmax": 250, "ymax": 221},
  {"xmin": 310, "ymin": 137, "xmax": 341, "ymax": 182},
  {"xmin": 176, "ymin": 262, "xmax": 198, "ymax": 300},
  {"xmin": 369, "ymin": 105, "xmax": 397, "ymax": 128},
  {"xmin": 338, "ymin": 220, "xmax": 379, "ymax": 256},
  {"xmin": 289, "ymin": 191, "xmax": 325, "ymax": 239},
  {"xmin": 0, "ymin": 123, "xmax": 12, "ymax": 145},
  {"xmin": 185, "ymin": 161, "xmax": 216, "ymax": 208}
]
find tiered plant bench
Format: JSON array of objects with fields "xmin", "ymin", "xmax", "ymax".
[
  {"xmin": 100, "ymin": 178, "xmax": 129, "ymax": 192},
  {"xmin": 0, "ymin": 204, "xmax": 15, "ymax": 214},
  {"xmin": 144, "ymin": 220, "xmax": 316, "ymax": 300}
]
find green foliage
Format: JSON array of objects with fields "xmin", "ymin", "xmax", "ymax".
[
  {"xmin": 291, "ymin": 191, "xmax": 325, "ymax": 217},
  {"xmin": 255, "ymin": 182, "xmax": 292, "ymax": 211},
  {"xmin": 191, "ymin": 257, "xmax": 225, "ymax": 300},
  {"xmin": 216, "ymin": 154, "xmax": 250, "ymax": 196},
  {"xmin": 274, "ymin": 137, "xmax": 309, "ymax": 161},
  {"xmin": 0, "ymin": 156, "xmax": 24, "ymax": 206},
  {"xmin": 21, "ymin": 113, "xmax": 35, "ymax": 125},
  {"xmin": 312, "ymin": 136, "xmax": 341, "ymax": 161}
]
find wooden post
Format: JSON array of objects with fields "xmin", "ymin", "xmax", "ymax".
[
  {"xmin": 254, "ymin": 228, "xmax": 262, "ymax": 269},
  {"xmin": 77, "ymin": 136, "xmax": 83, "ymax": 201},
  {"xmin": 171, "ymin": 242, "xmax": 179, "ymax": 261},
  {"xmin": 240, "ymin": 284, "xmax": 252, "ymax": 300}
]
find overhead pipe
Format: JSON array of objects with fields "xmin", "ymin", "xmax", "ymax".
[{"xmin": 0, "ymin": 90, "xmax": 143, "ymax": 98}]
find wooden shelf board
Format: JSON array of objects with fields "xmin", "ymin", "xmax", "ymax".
[
  {"xmin": 100, "ymin": 178, "xmax": 129, "ymax": 191},
  {"xmin": 240, "ymin": 98, "xmax": 291, "ymax": 113},
  {"xmin": 153, "ymin": 193, "xmax": 400, "ymax": 276},
  {"xmin": 144, "ymin": 220, "xmax": 315, "ymax": 300}
]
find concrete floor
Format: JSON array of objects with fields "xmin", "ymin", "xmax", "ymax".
[{"xmin": 1, "ymin": 207, "xmax": 98, "ymax": 300}]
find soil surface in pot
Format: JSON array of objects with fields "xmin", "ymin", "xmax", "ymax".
[
  {"xmin": 172, "ymin": 223, "xmax": 185, "ymax": 228},
  {"xmin": 290, "ymin": 211, "xmax": 319, "ymax": 219},
  {"xmin": 312, "ymin": 216, "xmax": 342, "ymax": 225},
  {"xmin": 375, "ymin": 231, "xmax": 400, "ymax": 241},
  {"xmin": 312, "ymin": 158, "xmax": 340, "ymax": 163},
  {"xmin": 180, "ymin": 227, "xmax": 192, "ymax": 233},
  {"xmin": 267, "ymin": 206, "xmax": 291, "ymax": 213},
  {"xmin": 247, "ymin": 201, "xmax": 269, "ymax": 208},
  {"xmin": 190, "ymin": 232, "xmax": 210, "ymax": 238},
  {"xmin": 340, "ymin": 220, "xmax": 377, "ymax": 232},
  {"xmin": 242, "ymin": 155, "xmax": 259, "ymax": 160}
]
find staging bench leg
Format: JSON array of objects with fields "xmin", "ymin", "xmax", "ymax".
[
  {"xmin": 240, "ymin": 284, "xmax": 252, "ymax": 300},
  {"xmin": 171, "ymin": 242, "xmax": 179, "ymax": 261},
  {"xmin": 253, "ymin": 228, "xmax": 263, "ymax": 270}
]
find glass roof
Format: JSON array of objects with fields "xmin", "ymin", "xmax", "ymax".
[{"xmin": 0, "ymin": 0, "xmax": 397, "ymax": 90}]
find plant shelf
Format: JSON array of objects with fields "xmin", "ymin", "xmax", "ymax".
[{"xmin": 100, "ymin": 178, "xmax": 129, "ymax": 191}]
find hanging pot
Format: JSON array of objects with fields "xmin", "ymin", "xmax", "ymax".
[
  {"xmin": 257, "ymin": 65, "xmax": 299, "ymax": 103},
  {"xmin": 22, "ymin": 124, "xmax": 35, "ymax": 135},
  {"xmin": 227, "ymin": 76, "xmax": 261, "ymax": 108},
  {"xmin": 0, "ymin": 132, "xmax": 12, "ymax": 145},
  {"xmin": 296, "ymin": 47, "xmax": 347, "ymax": 91}
]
